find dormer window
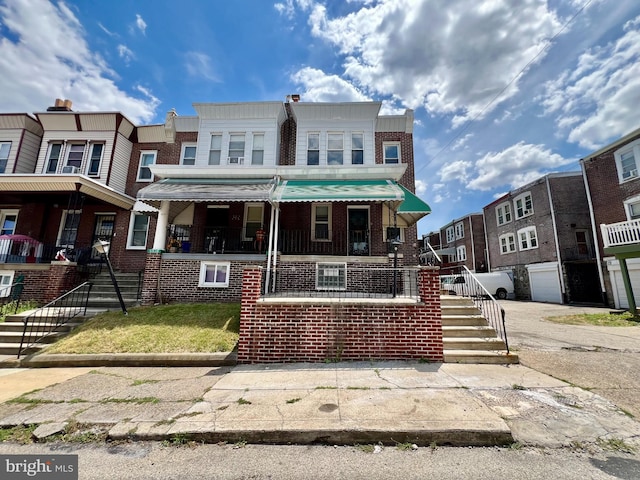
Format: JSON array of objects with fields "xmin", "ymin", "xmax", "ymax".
[
  {"xmin": 327, "ymin": 133, "xmax": 344, "ymax": 165},
  {"xmin": 228, "ymin": 133, "xmax": 245, "ymax": 165},
  {"xmin": 87, "ymin": 144, "xmax": 104, "ymax": 176}
]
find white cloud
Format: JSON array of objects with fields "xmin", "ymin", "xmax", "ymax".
[
  {"xmin": 274, "ymin": 0, "xmax": 315, "ymax": 19},
  {"xmin": 540, "ymin": 15, "xmax": 640, "ymax": 150},
  {"xmin": 0, "ymin": 0, "xmax": 159, "ymax": 123},
  {"xmin": 467, "ymin": 142, "xmax": 572, "ymax": 191},
  {"xmin": 135, "ymin": 13, "xmax": 147, "ymax": 35},
  {"xmin": 415, "ymin": 179, "xmax": 426, "ymax": 196},
  {"xmin": 98, "ymin": 22, "xmax": 116, "ymax": 37},
  {"xmin": 439, "ymin": 160, "xmax": 472, "ymax": 183},
  {"xmin": 184, "ymin": 52, "xmax": 220, "ymax": 82},
  {"xmin": 117, "ymin": 44, "xmax": 134, "ymax": 64},
  {"xmin": 291, "ymin": 67, "xmax": 369, "ymax": 102}
]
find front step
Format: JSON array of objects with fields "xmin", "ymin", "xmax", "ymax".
[{"xmin": 444, "ymin": 350, "xmax": 519, "ymax": 364}]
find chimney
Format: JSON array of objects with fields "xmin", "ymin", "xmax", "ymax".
[
  {"xmin": 291, "ymin": 94, "xmax": 300, "ymax": 102},
  {"xmin": 63, "ymin": 99, "xmax": 72, "ymax": 110},
  {"xmin": 55, "ymin": 98, "xmax": 64, "ymax": 107},
  {"xmin": 46, "ymin": 98, "xmax": 73, "ymax": 112}
]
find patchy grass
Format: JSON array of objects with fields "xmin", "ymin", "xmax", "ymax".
[
  {"xmin": 45, "ymin": 303, "xmax": 240, "ymax": 354},
  {"xmin": 0, "ymin": 425, "xmax": 37, "ymax": 444},
  {"xmin": 545, "ymin": 312, "xmax": 640, "ymax": 327},
  {"xmin": 0, "ymin": 300, "xmax": 39, "ymax": 323}
]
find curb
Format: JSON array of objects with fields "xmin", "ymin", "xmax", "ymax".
[{"xmin": 10, "ymin": 352, "xmax": 237, "ymax": 368}]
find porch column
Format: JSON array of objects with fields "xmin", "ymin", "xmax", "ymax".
[
  {"xmin": 618, "ymin": 257, "xmax": 637, "ymax": 314},
  {"xmin": 152, "ymin": 200, "xmax": 170, "ymax": 251}
]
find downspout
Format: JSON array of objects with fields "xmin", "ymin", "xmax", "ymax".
[
  {"xmin": 469, "ymin": 216, "xmax": 476, "ymax": 271},
  {"xmin": 271, "ymin": 206, "xmax": 281, "ymax": 292},
  {"xmin": 546, "ymin": 175, "xmax": 566, "ymax": 302},
  {"xmin": 265, "ymin": 203, "xmax": 276, "ymax": 293},
  {"xmin": 482, "ymin": 211, "xmax": 491, "ymax": 272},
  {"xmin": 581, "ymin": 160, "xmax": 607, "ymax": 303}
]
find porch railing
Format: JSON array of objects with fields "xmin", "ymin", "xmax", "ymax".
[
  {"xmin": 441, "ymin": 266, "xmax": 510, "ymax": 353},
  {"xmin": 17, "ymin": 281, "xmax": 93, "ymax": 358},
  {"xmin": 0, "ymin": 239, "xmax": 104, "ymax": 271},
  {"xmin": 601, "ymin": 220, "xmax": 640, "ymax": 249}
]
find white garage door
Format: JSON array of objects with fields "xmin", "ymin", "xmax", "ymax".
[
  {"xmin": 526, "ymin": 262, "xmax": 562, "ymax": 304},
  {"xmin": 606, "ymin": 257, "xmax": 640, "ymax": 309}
]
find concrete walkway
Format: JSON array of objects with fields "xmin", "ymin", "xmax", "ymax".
[{"xmin": 1, "ymin": 362, "xmax": 639, "ymax": 449}]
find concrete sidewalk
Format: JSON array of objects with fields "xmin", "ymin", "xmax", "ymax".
[{"xmin": 1, "ymin": 362, "xmax": 639, "ymax": 449}]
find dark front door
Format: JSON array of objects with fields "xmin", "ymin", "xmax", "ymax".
[
  {"xmin": 205, "ymin": 206, "xmax": 229, "ymax": 253},
  {"xmin": 348, "ymin": 208, "xmax": 369, "ymax": 256},
  {"xmin": 91, "ymin": 214, "xmax": 115, "ymax": 260}
]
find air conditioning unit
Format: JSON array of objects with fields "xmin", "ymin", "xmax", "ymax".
[
  {"xmin": 624, "ymin": 169, "xmax": 638, "ymax": 179},
  {"xmin": 227, "ymin": 156, "xmax": 244, "ymax": 165},
  {"xmin": 522, "ymin": 209, "xmax": 531, "ymax": 216},
  {"xmin": 61, "ymin": 166, "xmax": 80, "ymax": 174}
]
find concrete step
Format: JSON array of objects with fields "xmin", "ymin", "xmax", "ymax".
[
  {"xmin": 85, "ymin": 299, "xmax": 139, "ymax": 309},
  {"xmin": 441, "ymin": 315, "xmax": 488, "ymax": 327},
  {"xmin": 0, "ymin": 321, "xmax": 83, "ymax": 333},
  {"xmin": 0, "ymin": 342, "xmax": 47, "ymax": 355},
  {"xmin": 0, "ymin": 331, "xmax": 66, "ymax": 344},
  {"xmin": 441, "ymin": 305, "xmax": 481, "ymax": 316},
  {"xmin": 442, "ymin": 326, "xmax": 497, "ymax": 338},
  {"xmin": 444, "ymin": 350, "xmax": 519, "ymax": 364},
  {"xmin": 443, "ymin": 337, "xmax": 507, "ymax": 350}
]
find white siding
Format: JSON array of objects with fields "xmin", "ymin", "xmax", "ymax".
[
  {"xmin": 14, "ymin": 130, "xmax": 42, "ymax": 173},
  {"xmin": 108, "ymin": 134, "xmax": 133, "ymax": 193},
  {"xmin": 36, "ymin": 131, "xmax": 114, "ymax": 178}
]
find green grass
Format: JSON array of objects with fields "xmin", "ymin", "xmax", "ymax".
[
  {"xmin": 545, "ymin": 312, "xmax": 640, "ymax": 327},
  {"xmin": 45, "ymin": 303, "xmax": 240, "ymax": 354},
  {"xmin": 0, "ymin": 300, "xmax": 39, "ymax": 323}
]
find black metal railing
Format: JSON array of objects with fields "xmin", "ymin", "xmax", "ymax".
[
  {"xmin": 440, "ymin": 266, "xmax": 509, "ymax": 353},
  {"xmin": 167, "ymin": 225, "xmax": 267, "ymax": 254},
  {"xmin": 0, "ymin": 280, "xmax": 25, "ymax": 318},
  {"xmin": 0, "ymin": 239, "xmax": 105, "ymax": 273},
  {"xmin": 17, "ymin": 282, "xmax": 93, "ymax": 358}
]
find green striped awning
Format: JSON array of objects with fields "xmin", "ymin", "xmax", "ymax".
[
  {"xmin": 271, "ymin": 179, "xmax": 404, "ymax": 203},
  {"xmin": 397, "ymin": 185, "xmax": 431, "ymax": 224}
]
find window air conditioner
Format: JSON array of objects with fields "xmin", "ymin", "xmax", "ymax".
[
  {"xmin": 227, "ymin": 156, "xmax": 244, "ymax": 165},
  {"xmin": 61, "ymin": 166, "xmax": 80, "ymax": 174},
  {"xmin": 625, "ymin": 169, "xmax": 638, "ymax": 179}
]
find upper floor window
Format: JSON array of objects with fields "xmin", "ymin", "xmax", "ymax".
[
  {"xmin": 496, "ymin": 202, "xmax": 512, "ymax": 225},
  {"xmin": 446, "ymin": 226, "xmax": 455, "ymax": 243},
  {"xmin": 228, "ymin": 133, "xmax": 245, "ymax": 164},
  {"xmin": 623, "ymin": 195, "xmax": 640, "ymax": 220},
  {"xmin": 137, "ymin": 150, "xmax": 156, "ymax": 182},
  {"xmin": 456, "ymin": 245, "xmax": 466, "ymax": 261},
  {"xmin": 181, "ymin": 143, "xmax": 197, "ymax": 166},
  {"xmin": 499, "ymin": 233, "xmax": 516, "ymax": 254},
  {"xmin": 252, "ymin": 133, "xmax": 264, "ymax": 165},
  {"xmin": 514, "ymin": 192, "xmax": 533, "ymax": 219},
  {"xmin": 455, "ymin": 222, "xmax": 464, "ymax": 239},
  {"xmin": 209, "ymin": 134, "xmax": 222, "ymax": 165},
  {"xmin": 517, "ymin": 226, "xmax": 538, "ymax": 251},
  {"xmin": 312, "ymin": 203, "xmax": 331, "ymax": 241},
  {"xmin": 327, "ymin": 133, "xmax": 344, "ymax": 165},
  {"xmin": 351, "ymin": 133, "xmax": 363, "ymax": 164},
  {"xmin": 87, "ymin": 144, "xmax": 104, "ymax": 176},
  {"xmin": 0, "ymin": 142, "xmax": 11, "ymax": 173},
  {"xmin": 615, "ymin": 139, "xmax": 640, "ymax": 183},
  {"xmin": 307, "ymin": 133, "xmax": 319, "ymax": 166},
  {"xmin": 383, "ymin": 142, "xmax": 400, "ymax": 164},
  {"xmin": 45, "ymin": 143, "xmax": 62, "ymax": 173},
  {"xmin": 65, "ymin": 144, "xmax": 85, "ymax": 172}
]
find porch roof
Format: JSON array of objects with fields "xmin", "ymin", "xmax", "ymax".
[
  {"xmin": 136, "ymin": 178, "xmax": 275, "ymax": 205},
  {"xmin": 271, "ymin": 179, "xmax": 404, "ymax": 204},
  {"xmin": 397, "ymin": 185, "xmax": 431, "ymax": 224}
]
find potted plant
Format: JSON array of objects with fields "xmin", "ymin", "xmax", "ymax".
[{"xmin": 167, "ymin": 236, "xmax": 180, "ymax": 253}]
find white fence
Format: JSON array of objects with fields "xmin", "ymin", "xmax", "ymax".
[{"xmin": 601, "ymin": 220, "xmax": 640, "ymax": 248}]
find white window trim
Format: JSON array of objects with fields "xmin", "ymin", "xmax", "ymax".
[
  {"xmin": 251, "ymin": 132, "xmax": 265, "ymax": 165},
  {"xmin": 514, "ymin": 192, "xmax": 533, "ymax": 219},
  {"xmin": 0, "ymin": 270, "xmax": 15, "ymax": 298},
  {"xmin": 383, "ymin": 141, "xmax": 401, "ymax": 164},
  {"xmin": 198, "ymin": 261, "xmax": 231, "ymax": 288},
  {"xmin": 312, "ymin": 203, "xmax": 332, "ymax": 241},
  {"xmin": 499, "ymin": 233, "xmax": 516, "ymax": 254},
  {"xmin": 0, "ymin": 141, "xmax": 11, "ymax": 173},
  {"xmin": 137, "ymin": 150, "xmax": 157, "ymax": 182},
  {"xmin": 86, "ymin": 143, "xmax": 105, "ymax": 177},
  {"xmin": 517, "ymin": 226, "xmax": 538, "ymax": 251},
  {"xmin": 456, "ymin": 245, "xmax": 466, "ymax": 261},
  {"xmin": 227, "ymin": 132, "xmax": 246, "ymax": 165},
  {"xmin": 180, "ymin": 142, "xmax": 197, "ymax": 166},
  {"xmin": 0, "ymin": 209, "xmax": 19, "ymax": 236},
  {"xmin": 56, "ymin": 210, "xmax": 81, "ymax": 247},
  {"xmin": 614, "ymin": 139, "xmax": 640, "ymax": 183},
  {"xmin": 455, "ymin": 222, "xmax": 464, "ymax": 239},
  {"xmin": 64, "ymin": 142, "xmax": 87, "ymax": 172},
  {"xmin": 243, "ymin": 203, "xmax": 264, "ymax": 241},
  {"xmin": 209, "ymin": 133, "xmax": 222, "ymax": 166},
  {"xmin": 496, "ymin": 202, "xmax": 512, "ymax": 226},
  {"xmin": 624, "ymin": 194, "xmax": 640, "ymax": 220},
  {"xmin": 445, "ymin": 226, "xmax": 455, "ymax": 243},
  {"xmin": 45, "ymin": 142, "xmax": 64, "ymax": 174},
  {"xmin": 351, "ymin": 132, "xmax": 364, "ymax": 164},
  {"xmin": 307, "ymin": 132, "xmax": 320, "ymax": 166},
  {"xmin": 127, "ymin": 213, "xmax": 149, "ymax": 250},
  {"xmin": 327, "ymin": 132, "xmax": 344, "ymax": 165},
  {"xmin": 316, "ymin": 262, "xmax": 347, "ymax": 291}
]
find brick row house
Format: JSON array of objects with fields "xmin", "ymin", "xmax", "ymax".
[{"xmin": 427, "ymin": 214, "xmax": 487, "ymax": 273}]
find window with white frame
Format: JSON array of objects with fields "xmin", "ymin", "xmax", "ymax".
[
  {"xmin": 316, "ymin": 262, "xmax": 346, "ymax": 290},
  {"xmin": 86, "ymin": 144, "xmax": 104, "ymax": 176},
  {"xmin": 455, "ymin": 222, "xmax": 464, "ymax": 239},
  {"xmin": 307, "ymin": 133, "xmax": 319, "ymax": 165},
  {"xmin": 312, "ymin": 203, "xmax": 331, "ymax": 241},
  {"xmin": 327, "ymin": 133, "xmax": 343, "ymax": 165},
  {"xmin": 0, "ymin": 271, "xmax": 14, "ymax": 298},
  {"xmin": 209, "ymin": 134, "xmax": 222, "ymax": 165},
  {"xmin": 445, "ymin": 226, "xmax": 455, "ymax": 243},
  {"xmin": 45, "ymin": 143, "xmax": 62, "ymax": 173},
  {"xmin": 0, "ymin": 210, "xmax": 18, "ymax": 235},
  {"xmin": 496, "ymin": 202, "xmax": 512, "ymax": 225},
  {"xmin": 351, "ymin": 133, "xmax": 363, "ymax": 164},
  {"xmin": 127, "ymin": 213, "xmax": 149, "ymax": 249},
  {"xmin": 137, "ymin": 151, "xmax": 156, "ymax": 182},
  {"xmin": 614, "ymin": 139, "xmax": 640, "ymax": 183},
  {"xmin": 228, "ymin": 133, "xmax": 245, "ymax": 164},
  {"xmin": 0, "ymin": 142, "xmax": 11, "ymax": 173},
  {"xmin": 57, "ymin": 210, "xmax": 81, "ymax": 247},
  {"xmin": 383, "ymin": 142, "xmax": 400, "ymax": 164},
  {"xmin": 514, "ymin": 192, "xmax": 533, "ymax": 219},
  {"xmin": 456, "ymin": 245, "xmax": 466, "ymax": 261},
  {"xmin": 499, "ymin": 233, "xmax": 516, "ymax": 254},
  {"xmin": 65, "ymin": 143, "xmax": 85, "ymax": 171},
  {"xmin": 625, "ymin": 196, "xmax": 640, "ymax": 220},
  {"xmin": 199, "ymin": 261, "xmax": 230, "ymax": 288},
  {"xmin": 181, "ymin": 143, "xmax": 197, "ymax": 166},
  {"xmin": 251, "ymin": 133, "xmax": 264, "ymax": 165},
  {"xmin": 517, "ymin": 226, "xmax": 538, "ymax": 250},
  {"xmin": 244, "ymin": 203, "xmax": 264, "ymax": 241}
]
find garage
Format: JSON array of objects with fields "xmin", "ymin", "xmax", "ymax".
[
  {"xmin": 605, "ymin": 257, "xmax": 640, "ymax": 309},
  {"xmin": 526, "ymin": 262, "xmax": 563, "ymax": 304}
]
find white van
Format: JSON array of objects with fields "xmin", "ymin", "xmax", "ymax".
[{"xmin": 446, "ymin": 271, "xmax": 514, "ymax": 300}]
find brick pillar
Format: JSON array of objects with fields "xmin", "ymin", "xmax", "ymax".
[
  {"xmin": 141, "ymin": 251, "xmax": 163, "ymax": 306},
  {"xmin": 419, "ymin": 266, "xmax": 444, "ymax": 361},
  {"xmin": 45, "ymin": 262, "xmax": 80, "ymax": 303},
  {"xmin": 237, "ymin": 266, "xmax": 263, "ymax": 363},
  {"xmin": 419, "ymin": 266, "xmax": 440, "ymax": 304}
]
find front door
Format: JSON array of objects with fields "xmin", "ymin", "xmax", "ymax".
[
  {"xmin": 206, "ymin": 206, "xmax": 229, "ymax": 253},
  {"xmin": 348, "ymin": 207, "xmax": 369, "ymax": 256},
  {"xmin": 92, "ymin": 214, "xmax": 115, "ymax": 259}
]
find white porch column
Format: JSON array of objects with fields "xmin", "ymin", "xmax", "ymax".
[{"xmin": 152, "ymin": 200, "xmax": 170, "ymax": 250}]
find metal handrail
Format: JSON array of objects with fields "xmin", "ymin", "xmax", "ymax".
[
  {"xmin": 0, "ymin": 281, "xmax": 25, "ymax": 316},
  {"xmin": 17, "ymin": 281, "xmax": 93, "ymax": 358}
]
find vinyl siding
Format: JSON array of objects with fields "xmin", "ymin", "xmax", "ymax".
[
  {"xmin": 36, "ymin": 131, "xmax": 114, "ymax": 177},
  {"xmin": 14, "ymin": 130, "xmax": 41, "ymax": 173},
  {"xmin": 109, "ymin": 133, "xmax": 133, "ymax": 193}
]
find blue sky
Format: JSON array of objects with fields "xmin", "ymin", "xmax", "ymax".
[{"xmin": 1, "ymin": 0, "xmax": 639, "ymax": 237}]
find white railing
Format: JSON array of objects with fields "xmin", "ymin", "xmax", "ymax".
[{"xmin": 601, "ymin": 220, "xmax": 640, "ymax": 248}]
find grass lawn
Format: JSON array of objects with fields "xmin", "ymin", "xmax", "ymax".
[
  {"xmin": 0, "ymin": 300, "xmax": 39, "ymax": 323},
  {"xmin": 45, "ymin": 303, "xmax": 240, "ymax": 354},
  {"xmin": 546, "ymin": 311, "xmax": 640, "ymax": 327}
]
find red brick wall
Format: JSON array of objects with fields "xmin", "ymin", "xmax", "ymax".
[
  {"xmin": 10, "ymin": 263, "xmax": 83, "ymax": 304},
  {"xmin": 238, "ymin": 266, "xmax": 443, "ymax": 363}
]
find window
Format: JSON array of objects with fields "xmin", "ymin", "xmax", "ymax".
[
  {"xmin": 57, "ymin": 210, "xmax": 81, "ymax": 247},
  {"xmin": 499, "ymin": 233, "xmax": 516, "ymax": 254},
  {"xmin": 351, "ymin": 133, "xmax": 363, "ymax": 164},
  {"xmin": 209, "ymin": 134, "xmax": 222, "ymax": 165},
  {"xmin": 251, "ymin": 133, "xmax": 264, "ymax": 165},
  {"xmin": 0, "ymin": 271, "xmax": 14, "ymax": 298},
  {"xmin": 228, "ymin": 133, "xmax": 245, "ymax": 164},
  {"xmin": 327, "ymin": 133, "xmax": 343, "ymax": 165},
  {"xmin": 243, "ymin": 203, "xmax": 264, "ymax": 241},
  {"xmin": 446, "ymin": 226, "xmax": 455, "ymax": 243},
  {"xmin": 199, "ymin": 261, "xmax": 230, "ymax": 288},
  {"xmin": 383, "ymin": 226, "xmax": 405, "ymax": 242},
  {"xmin": 307, "ymin": 133, "xmax": 319, "ymax": 165},
  {"xmin": 383, "ymin": 142, "xmax": 400, "ymax": 164},
  {"xmin": 615, "ymin": 139, "xmax": 640, "ymax": 183},
  {"xmin": 455, "ymin": 222, "xmax": 464, "ymax": 239},
  {"xmin": 65, "ymin": 143, "xmax": 85, "ymax": 170},
  {"xmin": 137, "ymin": 151, "xmax": 156, "ymax": 182},
  {"xmin": 316, "ymin": 262, "xmax": 346, "ymax": 290},
  {"xmin": 456, "ymin": 245, "xmax": 466, "ymax": 261},
  {"xmin": 0, "ymin": 210, "xmax": 18, "ymax": 235},
  {"xmin": 496, "ymin": 202, "xmax": 512, "ymax": 225},
  {"xmin": 517, "ymin": 226, "xmax": 538, "ymax": 251},
  {"xmin": 127, "ymin": 213, "xmax": 149, "ymax": 249},
  {"xmin": 181, "ymin": 143, "xmax": 196, "ymax": 166},
  {"xmin": 87, "ymin": 144, "xmax": 104, "ymax": 176},
  {"xmin": 514, "ymin": 192, "xmax": 533, "ymax": 219},
  {"xmin": 0, "ymin": 142, "xmax": 10, "ymax": 173},
  {"xmin": 45, "ymin": 143, "xmax": 62, "ymax": 173},
  {"xmin": 624, "ymin": 195, "xmax": 640, "ymax": 220},
  {"xmin": 312, "ymin": 203, "xmax": 331, "ymax": 241},
  {"xmin": 576, "ymin": 230, "xmax": 589, "ymax": 255}
]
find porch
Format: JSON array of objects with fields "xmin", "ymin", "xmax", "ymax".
[{"xmin": 600, "ymin": 220, "xmax": 640, "ymax": 313}]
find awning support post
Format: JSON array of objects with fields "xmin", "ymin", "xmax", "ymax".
[{"xmin": 152, "ymin": 200, "xmax": 170, "ymax": 250}]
